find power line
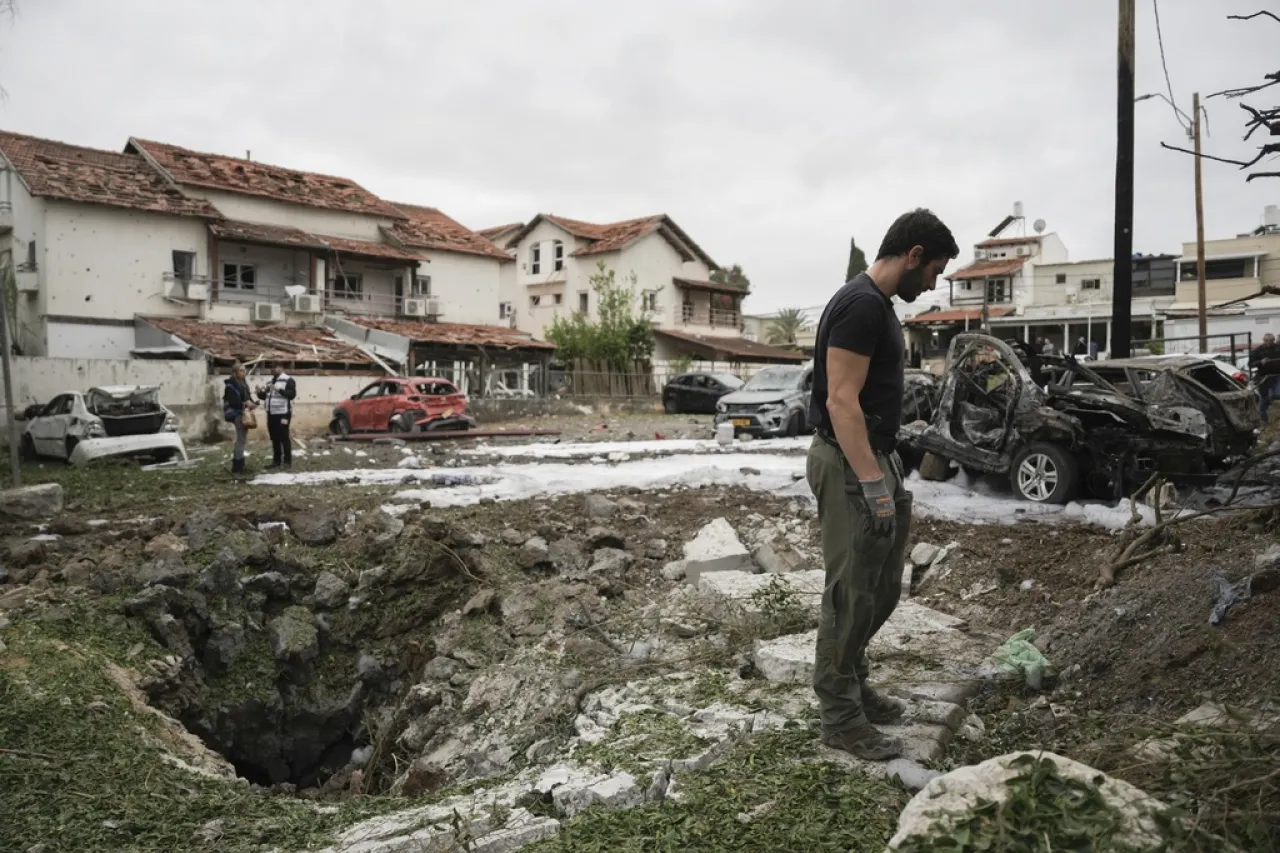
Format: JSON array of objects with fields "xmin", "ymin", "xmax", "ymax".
[{"xmin": 1152, "ymin": 0, "xmax": 1192, "ymax": 134}]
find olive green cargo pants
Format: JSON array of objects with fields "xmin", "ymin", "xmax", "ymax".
[{"xmin": 807, "ymin": 436, "xmax": 914, "ymax": 733}]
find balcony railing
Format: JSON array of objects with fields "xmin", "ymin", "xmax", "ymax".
[{"xmin": 681, "ymin": 305, "xmax": 742, "ymax": 329}]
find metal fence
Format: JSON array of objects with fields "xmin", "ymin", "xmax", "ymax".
[
  {"xmin": 1130, "ymin": 332, "xmax": 1253, "ymax": 364},
  {"xmin": 532, "ymin": 360, "xmax": 797, "ymax": 398}
]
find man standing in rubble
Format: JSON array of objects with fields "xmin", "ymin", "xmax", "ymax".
[
  {"xmin": 259, "ymin": 361, "xmax": 297, "ymax": 469},
  {"xmin": 1253, "ymin": 332, "xmax": 1280, "ymax": 421},
  {"xmin": 808, "ymin": 209, "xmax": 959, "ymax": 760}
]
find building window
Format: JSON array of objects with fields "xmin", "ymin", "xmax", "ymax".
[
  {"xmin": 530, "ymin": 294, "xmax": 541, "ymax": 308},
  {"xmin": 530, "ymin": 243, "xmax": 541, "ymax": 275},
  {"xmin": 173, "ymin": 251, "xmax": 196, "ymax": 281},
  {"xmin": 642, "ymin": 291, "xmax": 658, "ymax": 312},
  {"xmin": 554, "ymin": 240, "xmax": 565, "ymax": 272},
  {"xmin": 333, "ymin": 272, "xmax": 363, "ymax": 299},
  {"xmin": 1055, "ymin": 273, "xmax": 1067, "ymax": 284},
  {"xmin": 553, "ymin": 293, "xmax": 563, "ymax": 305},
  {"xmin": 1081, "ymin": 278, "xmax": 1101, "ymax": 290},
  {"xmin": 985, "ymin": 278, "xmax": 1008, "ymax": 303},
  {"xmin": 499, "ymin": 301, "xmax": 513, "ymax": 319},
  {"xmin": 578, "ymin": 292, "xmax": 588, "ymax": 313},
  {"xmin": 413, "ymin": 273, "xmax": 432, "ymax": 297},
  {"xmin": 222, "ymin": 262, "xmax": 256, "ymax": 291}
]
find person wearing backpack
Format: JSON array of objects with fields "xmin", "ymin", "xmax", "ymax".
[
  {"xmin": 222, "ymin": 362, "xmax": 257, "ymax": 475},
  {"xmin": 258, "ymin": 361, "xmax": 297, "ymax": 469}
]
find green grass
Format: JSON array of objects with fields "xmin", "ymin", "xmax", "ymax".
[
  {"xmin": 572, "ymin": 710, "xmax": 712, "ymax": 776},
  {"xmin": 528, "ymin": 728, "xmax": 909, "ymax": 853},
  {"xmin": 0, "ymin": 616, "xmax": 410, "ymax": 853}
]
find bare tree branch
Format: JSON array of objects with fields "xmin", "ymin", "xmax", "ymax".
[
  {"xmin": 1208, "ymin": 73, "xmax": 1280, "ymax": 101},
  {"xmin": 1228, "ymin": 10, "xmax": 1280, "ymax": 24},
  {"xmin": 1247, "ymin": 171, "xmax": 1280, "ymax": 181},
  {"xmin": 1159, "ymin": 141, "xmax": 1261, "ymax": 167}
]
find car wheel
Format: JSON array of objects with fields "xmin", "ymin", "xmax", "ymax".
[
  {"xmin": 19, "ymin": 434, "xmax": 35, "ymax": 461},
  {"xmin": 785, "ymin": 410, "xmax": 803, "ymax": 438},
  {"xmin": 1011, "ymin": 443, "xmax": 1078, "ymax": 504},
  {"xmin": 330, "ymin": 414, "xmax": 351, "ymax": 437},
  {"xmin": 663, "ymin": 397, "xmax": 677, "ymax": 414}
]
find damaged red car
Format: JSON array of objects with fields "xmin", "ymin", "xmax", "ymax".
[
  {"xmin": 899, "ymin": 334, "xmax": 1260, "ymax": 504},
  {"xmin": 330, "ymin": 377, "xmax": 476, "ymax": 436}
]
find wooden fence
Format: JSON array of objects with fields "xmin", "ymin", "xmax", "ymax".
[{"xmin": 549, "ymin": 360, "xmax": 656, "ymax": 397}]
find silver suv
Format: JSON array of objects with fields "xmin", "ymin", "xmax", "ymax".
[{"xmin": 714, "ymin": 364, "xmax": 814, "ymax": 438}]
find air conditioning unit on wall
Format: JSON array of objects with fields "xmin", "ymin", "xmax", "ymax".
[
  {"xmin": 291, "ymin": 293, "xmax": 322, "ymax": 314},
  {"xmin": 253, "ymin": 302, "xmax": 283, "ymax": 324},
  {"xmin": 401, "ymin": 298, "xmax": 427, "ymax": 317},
  {"xmin": 185, "ymin": 281, "xmax": 209, "ymax": 302},
  {"xmin": 425, "ymin": 297, "xmax": 441, "ymax": 317}
]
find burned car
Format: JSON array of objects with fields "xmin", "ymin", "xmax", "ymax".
[
  {"xmin": 898, "ymin": 335, "xmax": 1259, "ymax": 504},
  {"xmin": 19, "ymin": 385, "xmax": 187, "ymax": 466}
]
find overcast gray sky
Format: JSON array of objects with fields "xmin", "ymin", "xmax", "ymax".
[{"xmin": 0, "ymin": 0, "xmax": 1274, "ymax": 314}]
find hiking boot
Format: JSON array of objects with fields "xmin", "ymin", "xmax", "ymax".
[
  {"xmin": 861, "ymin": 687, "xmax": 907, "ymax": 724},
  {"xmin": 821, "ymin": 723, "xmax": 903, "ymax": 761}
]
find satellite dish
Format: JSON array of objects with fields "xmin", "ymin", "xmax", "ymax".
[{"xmin": 1033, "ymin": 219, "xmax": 1046, "ymax": 234}]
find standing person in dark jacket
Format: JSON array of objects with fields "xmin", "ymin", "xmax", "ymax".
[
  {"xmin": 259, "ymin": 361, "xmax": 297, "ymax": 469},
  {"xmin": 1252, "ymin": 332, "xmax": 1280, "ymax": 421},
  {"xmin": 222, "ymin": 362, "xmax": 256, "ymax": 475}
]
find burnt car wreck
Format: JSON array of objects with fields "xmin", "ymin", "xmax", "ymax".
[{"xmin": 899, "ymin": 334, "xmax": 1261, "ymax": 503}]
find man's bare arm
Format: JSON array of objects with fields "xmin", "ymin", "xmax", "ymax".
[{"xmin": 826, "ymin": 347, "xmax": 882, "ymax": 481}]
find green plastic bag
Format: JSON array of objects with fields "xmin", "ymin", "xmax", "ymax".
[{"xmin": 985, "ymin": 628, "xmax": 1050, "ymax": 689}]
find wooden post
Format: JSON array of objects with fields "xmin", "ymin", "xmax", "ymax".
[
  {"xmin": 1111, "ymin": 0, "xmax": 1136, "ymax": 358},
  {"xmin": 1193, "ymin": 91, "xmax": 1208, "ymax": 352},
  {"xmin": 0, "ymin": 275, "xmax": 20, "ymax": 487}
]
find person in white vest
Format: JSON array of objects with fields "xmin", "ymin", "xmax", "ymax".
[{"xmin": 258, "ymin": 361, "xmax": 297, "ymax": 469}]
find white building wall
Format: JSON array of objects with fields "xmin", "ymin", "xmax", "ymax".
[
  {"xmin": 193, "ymin": 189, "xmax": 393, "ymax": 241},
  {"xmin": 1, "ymin": 169, "xmax": 49, "ymax": 355},
  {"xmin": 498, "ymin": 258, "xmax": 521, "ymax": 331},
  {"xmin": 214, "ymin": 242, "xmax": 311, "ymax": 305},
  {"xmin": 418, "ymin": 251, "xmax": 503, "ymax": 326},
  {"xmin": 512, "ymin": 219, "xmax": 588, "ymax": 289},
  {"xmin": 321, "ymin": 257, "xmax": 403, "ymax": 317},
  {"xmin": 616, "ymin": 232, "xmax": 716, "ymax": 331},
  {"xmin": 1032, "ymin": 259, "xmax": 1115, "ymax": 307}
]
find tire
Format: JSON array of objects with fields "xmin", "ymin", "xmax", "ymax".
[
  {"xmin": 19, "ymin": 434, "xmax": 35, "ymax": 461},
  {"xmin": 784, "ymin": 410, "xmax": 803, "ymax": 438},
  {"xmin": 1010, "ymin": 442, "xmax": 1078, "ymax": 504},
  {"xmin": 663, "ymin": 397, "xmax": 677, "ymax": 414},
  {"xmin": 330, "ymin": 414, "xmax": 351, "ymax": 437}
]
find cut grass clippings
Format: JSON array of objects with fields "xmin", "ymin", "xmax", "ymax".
[{"xmin": 527, "ymin": 727, "xmax": 910, "ymax": 853}]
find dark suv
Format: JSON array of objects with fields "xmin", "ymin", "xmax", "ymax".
[{"xmin": 661, "ymin": 372, "xmax": 743, "ymax": 414}]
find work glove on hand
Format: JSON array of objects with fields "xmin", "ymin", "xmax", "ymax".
[{"xmin": 859, "ymin": 476, "xmax": 895, "ymax": 537}]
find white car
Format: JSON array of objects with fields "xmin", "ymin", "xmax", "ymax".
[
  {"xmin": 1142, "ymin": 353, "xmax": 1250, "ymax": 386},
  {"xmin": 19, "ymin": 385, "xmax": 187, "ymax": 466}
]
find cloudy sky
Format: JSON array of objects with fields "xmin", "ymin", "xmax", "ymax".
[{"xmin": 0, "ymin": 0, "xmax": 1273, "ymax": 315}]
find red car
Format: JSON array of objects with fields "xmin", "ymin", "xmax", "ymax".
[{"xmin": 330, "ymin": 377, "xmax": 476, "ymax": 436}]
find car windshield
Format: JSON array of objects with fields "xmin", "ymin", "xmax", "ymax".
[
  {"xmin": 743, "ymin": 367, "xmax": 801, "ymax": 392},
  {"xmin": 710, "ymin": 373, "xmax": 744, "ymax": 389}
]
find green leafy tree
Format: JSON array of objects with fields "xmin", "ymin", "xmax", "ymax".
[
  {"xmin": 766, "ymin": 308, "xmax": 807, "ymax": 347},
  {"xmin": 846, "ymin": 237, "xmax": 868, "ymax": 282},
  {"xmin": 546, "ymin": 261, "xmax": 655, "ymax": 369},
  {"xmin": 709, "ymin": 263, "xmax": 750, "ymax": 290}
]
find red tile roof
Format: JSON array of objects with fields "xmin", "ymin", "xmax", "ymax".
[
  {"xmin": 509, "ymin": 213, "xmax": 719, "ymax": 269},
  {"xmin": 903, "ymin": 307, "xmax": 1016, "ymax": 325},
  {"xmin": 127, "ymin": 138, "xmax": 406, "ymax": 220},
  {"xmin": 674, "ymin": 277, "xmax": 749, "ymax": 295},
  {"xmin": 388, "ymin": 203, "xmax": 512, "ymax": 260},
  {"xmin": 654, "ymin": 329, "xmax": 806, "ymax": 363},
  {"xmin": 209, "ymin": 219, "xmax": 420, "ymax": 262},
  {"xmin": 141, "ymin": 316, "xmax": 377, "ymax": 367},
  {"xmin": 477, "ymin": 223, "xmax": 524, "ymax": 244},
  {"xmin": 947, "ymin": 257, "xmax": 1029, "ymax": 281},
  {"xmin": 347, "ymin": 318, "xmax": 556, "ymax": 350},
  {"xmin": 976, "ymin": 236, "xmax": 1041, "ymax": 249},
  {"xmin": 0, "ymin": 130, "xmax": 221, "ymax": 218}
]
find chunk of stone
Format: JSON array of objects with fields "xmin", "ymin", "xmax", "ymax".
[
  {"xmin": 242, "ymin": 572, "xmax": 291, "ymax": 600},
  {"xmin": 204, "ymin": 624, "xmax": 246, "ymax": 673},
  {"xmin": 643, "ymin": 538, "xmax": 669, "ymax": 559},
  {"xmin": 461, "ymin": 588, "xmax": 496, "ymax": 616},
  {"xmin": 135, "ymin": 558, "xmax": 196, "ymax": 588},
  {"xmin": 682, "ymin": 518, "xmax": 751, "ymax": 582},
  {"xmin": 589, "ymin": 548, "xmax": 633, "ymax": 575},
  {"xmin": 519, "ymin": 537, "xmax": 550, "ymax": 569},
  {"xmin": 583, "ymin": 494, "xmax": 617, "ymax": 520},
  {"xmin": 288, "ymin": 508, "xmax": 341, "ymax": 546},
  {"xmin": 661, "ymin": 560, "xmax": 688, "ymax": 582},
  {"xmin": 312, "ymin": 571, "xmax": 350, "ymax": 609},
  {"xmin": 886, "ymin": 758, "xmax": 943, "ymax": 792},
  {"xmin": 910, "ymin": 543, "xmax": 940, "ymax": 568},
  {"xmin": 268, "ymin": 606, "xmax": 318, "ymax": 664},
  {"xmin": 197, "ymin": 548, "xmax": 241, "ymax": 599},
  {"xmin": 586, "ymin": 527, "xmax": 626, "ymax": 551},
  {"xmin": 547, "ymin": 538, "xmax": 585, "ymax": 572},
  {"xmin": 888, "ymin": 752, "xmax": 1170, "ymax": 850},
  {"xmin": 752, "ymin": 541, "xmax": 809, "ymax": 574},
  {"xmin": 0, "ymin": 483, "xmax": 63, "ymax": 521},
  {"xmin": 144, "ymin": 533, "xmax": 189, "ymax": 561}
]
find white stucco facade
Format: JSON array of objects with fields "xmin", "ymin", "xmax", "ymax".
[
  {"xmin": 414, "ymin": 249, "xmax": 505, "ymax": 326},
  {"xmin": 189, "ymin": 189, "xmax": 395, "ymax": 242}
]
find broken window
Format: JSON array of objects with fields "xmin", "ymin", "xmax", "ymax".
[
  {"xmin": 499, "ymin": 301, "xmax": 513, "ymax": 319},
  {"xmin": 530, "ymin": 294, "xmax": 541, "ymax": 308},
  {"xmin": 172, "ymin": 251, "xmax": 196, "ymax": 281},
  {"xmin": 553, "ymin": 240, "xmax": 565, "ymax": 272},
  {"xmin": 1055, "ymin": 273, "xmax": 1067, "ymax": 284},
  {"xmin": 1081, "ymin": 278, "xmax": 1101, "ymax": 290},
  {"xmin": 222, "ymin": 263, "xmax": 256, "ymax": 291},
  {"xmin": 986, "ymin": 278, "xmax": 1009, "ymax": 303},
  {"xmin": 578, "ymin": 292, "xmax": 588, "ymax": 313},
  {"xmin": 530, "ymin": 243, "xmax": 541, "ymax": 275},
  {"xmin": 1181, "ymin": 258, "xmax": 1250, "ymax": 281},
  {"xmin": 412, "ymin": 274, "xmax": 431, "ymax": 297},
  {"xmin": 333, "ymin": 273, "xmax": 363, "ymax": 299}
]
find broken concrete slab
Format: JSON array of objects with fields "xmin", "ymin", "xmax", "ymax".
[
  {"xmin": 752, "ymin": 541, "xmax": 811, "ymax": 575},
  {"xmin": 681, "ymin": 518, "xmax": 752, "ymax": 582},
  {"xmin": 910, "ymin": 543, "xmax": 940, "ymax": 568},
  {"xmin": 697, "ymin": 569, "xmax": 825, "ymax": 610},
  {"xmin": 0, "ymin": 483, "xmax": 63, "ymax": 522}
]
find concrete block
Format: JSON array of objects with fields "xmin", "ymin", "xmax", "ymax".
[
  {"xmin": 0, "ymin": 483, "xmax": 63, "ymax": 521},
  {"xmin": 472, "ymin": 810, "xmax": 560, "ymax": 852},
  {"xmin": 753, "ymin": 541, "xmax": 811, "ymax": 575},
  {"xmin": 697, "ymin": 569, "xmax": 825, "ymax": 610},
  {"xmin": 682, "ymin": 518, "xmax": 752, "ymax": 582}
]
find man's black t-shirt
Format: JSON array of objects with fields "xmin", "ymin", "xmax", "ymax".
[{"xmin": 808, "ymin": 273, "xmax": 904, "ymax": 444}]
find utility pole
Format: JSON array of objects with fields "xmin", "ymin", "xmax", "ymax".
[
  {"xmin": 1193, "ymin": 92, "xmax": 1208, "ymax": 352},
  {"xmin": 0, "ymin": 267, "xmax": 20, "ymax": 488},
  {"xmin": 1111, "ymin": 0, "xmax": 1136, "ymax": 358}
]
